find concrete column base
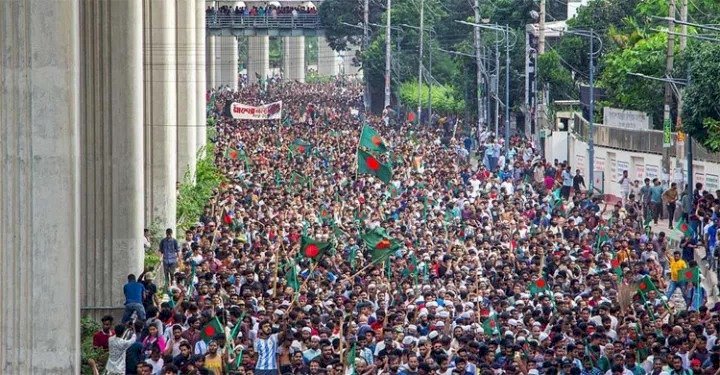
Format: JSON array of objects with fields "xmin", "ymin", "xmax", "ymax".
[
  {"xmin": 1, "ymin": 1, "xmax": 81, "ymax": 372},
  {"xmin": 248, "ymin": 35, "xmax": 270, "ymax": 84},
  {"xmin": 284, "ymin": 36, "xmax": 306, "ymax": 82},
  {"xmin": 318, "ymin": 36, "xmax": 340, "ymax": 76},
  {"xmin": 217, "ymin": 36, "xmax": 239, "ymax": 90}
]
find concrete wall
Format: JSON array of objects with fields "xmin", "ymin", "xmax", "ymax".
[{"xmin": 567, "ymin": 134, "xmax": 720, "ymax": 199}]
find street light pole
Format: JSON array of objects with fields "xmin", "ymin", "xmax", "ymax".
[
  {"xmin": 417, "ymin": 0, "xmax": 424, "ymax": 124},
  {"xmin": 495, "ymin": 30, "xmax": 500, "ymax": 137},
  {"xmin": 504, "ymin": 24, "xmax": 511, "ymax": 159},
  {"xmin": 588, "ymin": 28, "xmax": 596, "ymax": 193},
  {"xmin": 384, "ymin": 0, "xmax": 392, "ymax": 107},
  {"xmin": 474, "ymin": 0, "xmax": 484, "ymax": 133}
]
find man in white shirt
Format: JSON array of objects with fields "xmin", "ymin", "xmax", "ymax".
[{"xmin": 105, "ymin": 325, "xmax": 137, "ymax": 375}]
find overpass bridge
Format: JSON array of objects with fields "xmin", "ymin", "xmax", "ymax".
[{"xmin": 205, "ymin": 11, "xmax": 361, "ymax": 86}]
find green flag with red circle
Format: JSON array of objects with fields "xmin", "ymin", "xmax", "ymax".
[
  {"xmin": 359, "ymin": 124, "xmax": 388, "ymax": 153},
  {"xmin": 300, "ymin": 235, "xmax": 331, "ymax": 261},
  {"xmin": 636, "ymin": 275, "xmax": 659, "ymax": 295},
  {"xmin": 675, "ymin": 217, "xmax": 694, "ymax": 237},
  {"xmin": 357, "ymin": 148, "xmax": 392, "ymax": 183},
  {"xmin": 677, "ymin": 267, "xmax": 700, "ymax": 283},
  {"xmin": 290, "ymin": 138, "xmax": 313, "ymax": 155},
  {"xmin": 528, "ymin": 277, "xmax": 548, "ymax": 296},
  {"xmin": 361, "ymin": 227, "xmax": 401, "ymax": 262},
  {"xmin": 200, "ymin": 317, "xmax": 224, "ymax": 343}
]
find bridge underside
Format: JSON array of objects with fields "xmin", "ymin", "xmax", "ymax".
[{"xmin": 207, "ymin": 27, "xmax": 325, "ymax": 37}]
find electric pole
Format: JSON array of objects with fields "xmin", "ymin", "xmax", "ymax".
[
  {"xmin": 384, "ymin": 0, "xmax": 392, "ymax": 107},
  {"xmin": 363, "ymin": 0, "xmax": 370, "ymax": 112},
  {"xmin": 661, "ymin": 0, "xmax": 676, "ymax": 182},
  {"xmin": 679, "ymin": 0, "xmax": 691, "ymax": 194},
  {"xmin": 536, "ymin": 0, "xmax": 546, "ymax": 147},
  {"xmin": 494, "ymin": 30, "xmax": 500, "ymax": 137},
  {"xmin": 416, "ymin": 0, "xmax": 424, "ymax": 124},
  {"xmin": 474, "ymin": 0, "xmax": 484, "ymax": 133}
]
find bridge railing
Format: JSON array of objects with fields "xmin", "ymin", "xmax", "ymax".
[{"xmin": 206, "ymin": 13, "xmax": 321, "ymax": 29}]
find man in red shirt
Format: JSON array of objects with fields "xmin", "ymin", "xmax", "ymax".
[{"xmin": 92, "ymin": 315, "xmax": 114, "ymax": 350}]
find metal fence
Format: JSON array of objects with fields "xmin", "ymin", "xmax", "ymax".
[
  {"xmin": 572, "ymin": 113, "xmax": 720, "ymax": 163},
  {"xmin": 206, "ymin": 13, "xmax": 321, "ymax": 29}
]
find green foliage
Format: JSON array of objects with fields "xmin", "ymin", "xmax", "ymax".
[
  {"xmin": 599, "ymin": 32, "xmax": 666, "ymax": 126},
  {"xmin": 81, "ymin": 316, "xmax": 107, "ymax": 375},
  {"xmin": 682, "ymin": 42, "xmax": 720, "ymax": 152},
  {"xmin": 398, "ymin": 82, "xmax": 465, "ymax": 113},
  {"xmin": 306, "ymin": 71, "xmax": 335, "ymax": 83},
  {"xmin": 306, "ymin": 37, "xmax": 318, "ymax": 64},
  {"xmin": 269, "ymin": 37, "xmax": 282, "ymax": 68},
  {"xmin": 537, "ymin": 50, "xmax": 577, "ymax": 103},
  {"xmin": 176, "ymin": 144, "xmax": 224, "ymax": 233}
]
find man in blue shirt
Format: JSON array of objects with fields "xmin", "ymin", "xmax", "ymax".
[
  {"xmin": 122, "ymin": 274, "xmax": 146, "ymax": 323},
  {"xmin": 561, "ymin": 165, "xmax": 573, "ymax": 200},
  {"xmin": 649, "ymin": 179, "xmax": 664, "ymax": 224},
  {"xmin": 159, "ymin": 228, "xmax": 180, "ymax": 286}
]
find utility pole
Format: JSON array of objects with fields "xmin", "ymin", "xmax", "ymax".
[
  {"xmin": 661, "ymin": 0, "xmax": 676, "ymax": 182},
  {"xmin": 536, "ymin": 0, "xmax": 546, "ymax": 148},
  {"xmin": 474, "ymin": 0, "xmax": 484, "ymax": 133},
  {"xmin": 363, "ymin": 0, "xmax": 371, "ymax": 112},
  {"xmin": 416, "ymin": 0, "xmax": 424, "ymax": 124},
  {"xmin": 504, "ymin": 24, "xmax": 511, "ymax": 159},
  {"xmin": 588, "ymin": 29, "xmax": 596, "ymax": 193},
  {"xmin": 494, "ymin": 30, "xmax": 500, "ymax": 137},
  {"xmin": 428, "ymin": 49, "xmax": 433, "ymax": 122},
  {"xmin": 679, "ymin": 0, "xmax": 691, "ymax": 195},
  {"xmin": 384, "ymin": 0, "xmax": 392, "ymax": 107}
]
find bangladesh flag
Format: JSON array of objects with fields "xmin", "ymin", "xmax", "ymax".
[
  {"xmin": 676, "ymin": 217, "xmax": 694, "ymax": 237},
  {"xmin": 285, "ymin": 260, "xmax": 300, "ymax": 291},
  {"xmin": 225, "ymin": 148, "xmax": 240, "ymax": 160},
  {"xmin": 529, "ymin": 278, "xmax": 548, "ymax": 296},
  {"xmin": 482, "ymin": 315, "xmax": 499, "ymax": 335},
  {"xmin": 637, "ymin": 275, "xmax": 659, "ymax": 295},
  {"xmin": 678, "ymin": 267, "xmax": 700, "ymax": 283},
  {"xmin": 361, "ymin": 227, "xmax": 401, "ymax": 262},
  {"xmin": 290, "ymin": 138, "xmax": 313, "ymax": 155},
  {"xmin": 357, "ymin": 148, "xmax": 392, "ymax": 183},
  {"xmin": 359, "ymin": 124, "xmax": 388, "ymax": 153},
  {"xmin": 300, "ymin": 235, "xmax": 331, "ymax": 261},
  {"xmin": 610, "ymin": 256, "xmax": 623, "ymax": 281},
  {"xmin": 200, "ymin": 317, "xmax": 224, "ymax": 343}
]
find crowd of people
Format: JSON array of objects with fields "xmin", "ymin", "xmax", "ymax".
[
  {"xmin": 207, "ymin": 4, "xmax": 318, "ymax": 20},
  {"xmin": 92, "ymin": 79, "xmax": 720, "ymax": 375}
]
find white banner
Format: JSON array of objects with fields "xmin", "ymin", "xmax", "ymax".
[{"xmin": 231, "ymin": 101, "xmax": 283, "ymax": 120}]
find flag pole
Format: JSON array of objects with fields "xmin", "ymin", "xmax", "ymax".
[
  {"xmin": 285, "ymin": 261, "xmax": 319, "ymax": 314},
  {"xmin": 272, "ymin": 242, "xmax": 283, "ymax": 297},
  {"xmin": 345, "ymin": 256, "xmax": 386, "ymax": 280}
]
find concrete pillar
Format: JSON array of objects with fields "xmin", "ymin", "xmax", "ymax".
[
  {"xmin": 284, "ymin": 36, "xmax": 306, "ymax": 82},
  {"xmin": 318, "ymin": 36, "xmax": 339, "ymax": 76},
  {"xmin": 217, "ymin": 36, "xmax": 239, "ymax": 90},
  {"xmin": 0, "ymin": 1, "xmax": 81, "ymax": 373},
  {"xmin": 248, "ymin": 35, "xmax": 270, "ymax": 84},
  {"xmin": 144, "ymin": 0, "xmax": 178, "ymax": 231},
  {"xmin": 196, "ymin": 0, "xmax": 208, "ymax": 152},
  {"xmin": 176, "ymin": 0, "xmax": 197, "ymax": 180},
  {"xmin": 343, "ymin": 45, "xmax": 363, "ymax": 78},
  {"xmin": 78, "ymin": 0, "xmax": 145, "ymax": 315},
  {"xmin": 206, "ymin": 36, "xmax": 216, "ymax": 90}
]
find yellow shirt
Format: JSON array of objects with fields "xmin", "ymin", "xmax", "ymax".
[
  {"xmin": 205, "ymin": 354, "xmax": 223, "ymax": 375},
  {"xmin": 669, "ymin": 258, "xmax": 688, "ymax": 281}
]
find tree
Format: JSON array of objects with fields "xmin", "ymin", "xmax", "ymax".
[
  {"xmin": 537, "ymin": 50, "xmax": 577, "ymax": 102},
  {"xmin": 682, "ymin": 41, "xmax": 720, "ymax": 152},
  {"xmin": 599, "ymin": 32, "xmax": 666, "ymax": 127}
]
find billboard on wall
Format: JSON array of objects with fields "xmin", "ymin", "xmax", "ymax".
[
  {"xmin": 231, "ymin": 101, "xmax": 283, "ymax": 120},
  {"xmin": 603, "ymin": 107, "xmax": 651, "ymax": 131}
]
